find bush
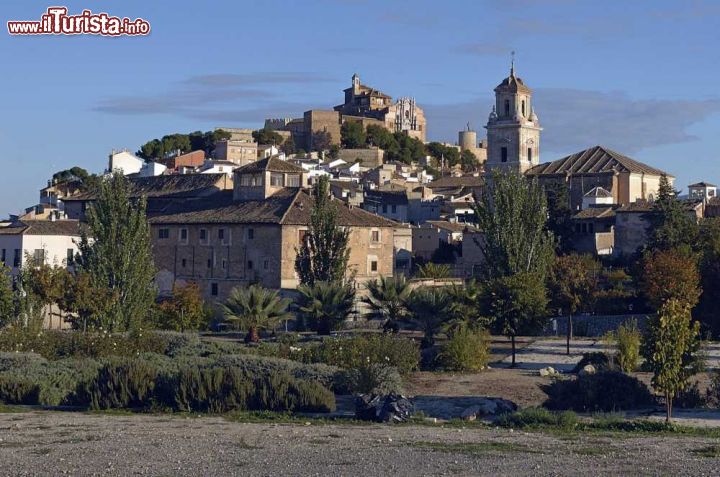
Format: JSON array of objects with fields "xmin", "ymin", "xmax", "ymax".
[
  {"xmin": 340, "ymin": 364, "xmax": 404, "ymax": 395},
  {"xmin": 496, "ymin": 407, "xmax": 578, "ymax": 430},
  {"xmin": 77, "ymin": 359, "xmax": 159, "ymax": 410},
  {"xmin": 572, "ymin": 352, "xmax": 611, "ymax": 374},
  {"xmin": 605, "ymin": 320, "xmax": 641, "ymax": 372},
  {"xmin": 707, "ymin": 371, "xmax": 720, "ymax": 408},
  {"xmin": 161, "ymin": 367, "xmax": 335, "ymax": 414},
  {"xmin": 675, "ymin": 381, "xmax": 705, "ymax": 409},
  {"xmin": 0, "ymin": 376, "xmax": 40, "ymax": 404},
  {"xmin": 437, "ymin": 328, "xmax": 490, "ymax": 371},
  {"xmin": 303, "ymin": 334, "xmax": 420, "ymax": 375},
  {"xmin": 543, "ymin": 371, "xmax": 655, "ymax": 412}
]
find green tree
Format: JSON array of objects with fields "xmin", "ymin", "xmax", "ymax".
[
  {"xmin": 405, "ymin": 286, "xmax": 451, "ymax": 348},
  {"xmin": 427, "ymin": 142, "xmax": 461, "ymax": 169},
  {"xmin": 697, "ymin": 218, "xmax": 720, "ymax": 337},
  {"xmin": 646, "ymin": 174, "xmax": 699, "ymax": 252},
  {"xmin": 473, "ymin": 170, "xmax": 555, "ymax": 279},
  {"xmin": 641, "ymin": 248, "xmax": 701, "ymax": 311},
  {"xmin": 328, "ymin": 144, "xmax": 340, "ymax": 160},
  {"xmin": 280, "ymin": 135, "xmax": 296, "ymax": 155},
  {"xmin": 445, "ymin": 279, "xmax": 490, "ymax": 334},
  {"xmin": 294, "ymin": 176, "xmax": 351, "ymax": 286},
  {"xmin": 548, "ymin": 254, "xmax": 600, "ymax": 355},
  {"xmin": 414, "ymin": 262, "xmax": 451, "ymax": 279},
  {"xmin": 297, "ymin": 281, "xmax": 355, "ymax": 335},
  {"xmin": 643, "ymin": 299, "xmax": 701, "ymax": 422},
  {"xmin": 366, "ymin": 124, "xmax": 398, "ymax": 151},
  {"xmin": 252, "ymin": 128, "xmax": 284, "ymax": 146},
  {"xmin": 482, "ymin": 272, "xmax": 548, "ymax": 366},
  {"xmin": 221, "ymin": 284, "xmax": 291, "ymax": 343},
  {"xmin": 362, "ymin": 275, "xmax": 411, "ymax": 332},
  {"xmin": 544, "ymin": 181, "xmax": 574, "ymax": 253},
  {"xmin": 311, "ymin": 131, "xmax": 333, "ymax": 152},
  {"xmin": 389, "ymin": 133, "xmax": 426, "ymax": 164},
  {"xmin": 24, "ymin": 261, "xmax": 71, "ymax": 329},
  {"xmin": 77, "ymin": 172, "xmax": 157, "ymax": 331},
  {"xmin": 340, "ymin": 121, "xmax": 366, "ymax": 149},
  {"xmin": 157, "ymin": 282, "xmax": 207, "ymax": 332},
  {"xmin": 0, "ymin": 266, "xmax": 14, "ymax": 326},
  {"xmin": 460, "ymin": 150, "xmax": 479, "ymax": 172},
  {"xmin": 58, "ymin": 271, "xmax": 117, "ymax": 332}
]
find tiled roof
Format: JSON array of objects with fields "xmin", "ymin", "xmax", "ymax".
[
  {"xmin": 64, "ymin": 174, "xmax": 228, "ymax": 201},
  {"xmin": 616, "ymin": 201, "xmax": 654, "ymax": 213},
  {"xmin": 0, "ymin": 220, "xmax": 82, "ymax": 236},
  {"xmin": 526, "ymin": 146, "xmax": 671, "ymax": 177},
  {"xmin": 689, "ymin": 181, "xmax": 717, "ymax": 188},
  {"xmin": 364, "ymin": 189, "xmax": 408, "ymax": 206},
  {"xmin": 573, "ymin": 207, "xmax": 616, "ymax": 220},
  {"xmin": 148, "ymin": 189, "xmax": 395, "ymax": 228},
  {"xmin": 428, "ymin": 176, "xmax": 484, "ymax": 189},
  {"xmin": 425, "ymin": 220, "xmax": 478, "ymax": 233},
  {"xmin": 234, "ymin": 156, "xmax": 303, "ymax": 174}
]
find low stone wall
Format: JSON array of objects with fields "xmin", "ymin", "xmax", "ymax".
[{"xmin": 545, "ymin": 314, "xmax": 649, "ymax": 337}]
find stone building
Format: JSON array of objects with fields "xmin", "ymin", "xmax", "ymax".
[
  {"xmin": 214, "ymin": 140, "xmax": 259, "ymax": 167},
  {"xmin": 485, "ymin": 62, "xmax": 541, "ymax": 174},
  {"xmin": 148, "ymin": 157, "xmax": 397, "ymax": 301},
  {"xmin": 526, "ymin": 145, "xmax": 672, "ymax": 212}
]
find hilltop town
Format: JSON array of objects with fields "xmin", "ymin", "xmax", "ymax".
[{"xmin": 2, "ymin": 67, "xmax": 717, "ymax": 304}]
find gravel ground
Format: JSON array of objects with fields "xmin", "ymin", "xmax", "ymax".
[{"xmin": 0, "ymin": 411, "xmax": 719, "ymax": 476}]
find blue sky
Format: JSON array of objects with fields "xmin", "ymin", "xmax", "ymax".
[{"xmin": 1, "ymin": 0, "xmax": 719, "ymax": 216}]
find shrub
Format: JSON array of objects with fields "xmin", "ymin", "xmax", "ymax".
[
  {"xmin": 303, "ymin": 334, "xmax": 420, "ymax": 375},
  {"xmin": 543, "ymin": 371, "xmax": 655, "ymax": 412},
  {"xmin": 496, "ymin": 407, "xmax": 578, "ymax": 430},
  {"xmin": 437, "ymin": 328, "xmax": 490, "ymax": 371},
  {"xmin": 707, "ymin": 371, "xmax": 720, "ymax": 408},
  {"xmin": 0, "ymin": 376, "xmax": 40, "ymax": 404},
  {"xmin": 77, "ymin": 359, "xmax": 159, "ymax": 410},
  {"xmin": 572, "ymin": 352, "xmax": 611, "ymax": 374},
  {"xmin": 605, "ymin": 320, "xmax": 641, "ymax": 373},
  {"xmin": 675, "ymin": 381, "xmax": 705, "ymax": 409},
  {"xmin": 340, "ymin": 364, "xmax": 403, "ymax": 395}
]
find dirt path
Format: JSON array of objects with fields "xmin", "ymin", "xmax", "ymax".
[{"xmin": 0, "ymin": 411, "xmax": 718, "ymax": 476}]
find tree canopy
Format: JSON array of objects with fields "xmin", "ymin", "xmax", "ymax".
[
  {"xmin": 646, "ymin": 174, "xmax": 699, "ymax": 252},
  {"xmin": 137, "ymin": 129, "xmax": 231, "ymax": 160},
  {"xmin": 252, "ymin": 128, "xmax": 284, "ymax": 146}
]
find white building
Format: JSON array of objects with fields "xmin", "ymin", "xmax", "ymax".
[
  {"xmin": 107, "ymin": 149, "xmax": 144, "ymax": 175},
  {"xmin": 138, "ymin": 161, "xmax": 167, "ymax": 177},
  {"xmin": 200, "ymin": 159, "xmax": 237, "ymax": 176},
  {"xmin": 0, "ymin": 219, "xmax": 82, "ymax": 276},
  {"xmin": 688, "ymin": 182, "xmax": 717, "ymax": 203},
  {"xmin": 582, "ymin": 186, "xmax": 615, "ymax": 210}
]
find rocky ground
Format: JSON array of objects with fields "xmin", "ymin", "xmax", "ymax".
[{"xmin": 0, "ymin": 411, "xmax": 719, "ymax": 476}]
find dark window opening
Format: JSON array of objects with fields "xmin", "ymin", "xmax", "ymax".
[
  {"xmin": 527, "ymin": 147, "xmax": 532, "ymax": 163},
  {"xmin": 370, "ymin": 260, "xmax": 378, "ymax": 272},
  {"xmin": 158, "ymin": 228, "xmax": 169, "ymax": 239},
  {"xmin": 501, "ymin": 147, "xmax": 508, "ymax": 163},
  {"xmin": 248, "ymin": 228, "xmax": 254, "ymax": 240},
  {"xmin": 181, "ymin": 258, "xmax": 187, "ymax": 268},
  {"xmin": 247, "ymin": 260, "xmax": 254, "ymax": 270},
  {"xmin": 211, "ymin": 283, "xmax": 218, "ymax": 296},
  {"xmin": 504, "ymin": 99, "xmax": 510, "ymax": 116}
]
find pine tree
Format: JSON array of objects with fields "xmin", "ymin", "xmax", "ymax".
[
  {"xmin": 77, "ymin": 172, "xmax": 156, "ymax": 331},
  {"xmin": 294, "ymin": 176, "xmax": 351, "ymax": 286},
  {"xmin": 0, "ymin": 265, "xmax": 14, "ymax": 327},
  {"xmin": 647, "ymin": 174, "xmax": 699, "ymax": 251}
]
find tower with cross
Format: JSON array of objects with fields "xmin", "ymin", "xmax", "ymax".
[{"xmin": 484, "ymin": 53, "xmax": 542, "ymax": 174}]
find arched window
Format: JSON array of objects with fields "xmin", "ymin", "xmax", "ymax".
[
  {"xmin": 521, "ymin": 100, "xmax": 526, "ymax": 116},
  {"xmin": 504, "ymin": 99, "xmax": 510, "ymax": 116}
]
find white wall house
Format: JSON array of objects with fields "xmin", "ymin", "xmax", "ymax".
[
  {"xmin": 0, "ymin": 220, "xmax": 82, "ymax": 276},
  {"xmin": 200, "ymin": 160, "xmax": 237, "ymax": 176},
  {"xmin": 107, "ymin": 149, "xmax": 144, "ymax": 175},
  {"xmin": 138, "ymin": 161, "xmax": 167, "ymax": 177}
]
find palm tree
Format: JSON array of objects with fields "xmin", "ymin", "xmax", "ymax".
[
  {"xmin": 415, "ymin": 263, "xmax": 451, "ymax": 279},
  {"xmin": 362, "ymin": 275, "xmax": 411, "ymax": 332},
  {"xmin": 221, "ymin": 284, "xmax": 291, "ymax": 343},
  {"xmin": 405, "ymin": 286, "xmax": 451, "ymax": 347},
  {"xmin": 297, "ymin": 281, "xmax": 355, "ymax": 335},
  {"xmin": 444, "ymin": 279, "xmax": 490, "ymax": 336}
]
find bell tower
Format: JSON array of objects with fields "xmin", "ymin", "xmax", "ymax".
[{"xmin": 485, "ymin": 55, "xmax": 541, "ymax": 174}]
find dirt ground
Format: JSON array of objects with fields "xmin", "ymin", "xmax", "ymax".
[{"xmin": 0, "ymin": 411, "xmax": 718, "ymax": 476}]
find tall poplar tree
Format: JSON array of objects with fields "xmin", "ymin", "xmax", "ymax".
[
  {"xmin": 295, "ymin": 176, "xmax": 351, "ymax": 286},
  {"xmin": 77, "ymin": 172, "xmax": 156, "ymax": 331}
]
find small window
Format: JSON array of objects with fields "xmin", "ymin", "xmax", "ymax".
[
  {"xmin": 504, "ymin": 99, "xmax": 510, "ymax": 116},
  {"xmin": 211, "ymin": 283, "xmax": 218, "ymax": 296},
  {"xmin": 391, "ymin": 205, "xmax": 397, "ymax": 214},
  {"xmin": 66, "ymin": 249, "xmax": 74, "ymax": 265},
  {"xmin": 207, "ymin": 258, "xmax": 213, "ymax": 268},
  {"xmin": 199, "ymin": 228, "xmax": 208, "ymax": 244},
  {"xmin": 247, "ymin": 228, "xmax": 254, "ymax": 240},
  {"xmin": 222, "ymin": 259, "xmax": 227, "ymax": 270},
  {"xmin": 501, "ymin": 147, "xmax": 508, "ymax": 163},
  {"xmin": 298, "ymin": 229, "xmax": 307, "ymax": 243},
  {"xmin": 521, "ymin": 100, "xmax": 526, "ymax": 116},
  {"xmin": 181, "ymin": 258, "xmax": 187, "ymax": 268},
  {"xmin": 247, "ymin": 260, "xmax": 254, "ymax": 270},
  {"xmin": 371, "ymin": 230, "xmax": 380, "ymax": 242},
  {"xmin": 287, "ymin": 174, "xmax": 300, "ymax": 187},
  {"xmin": 179, "ymin": 228, "xmax": 188, "ymax": 243},
  {"xmin": 1, "ymin": 249, "xmax": 5, "ymax": 264},
  {"xmin": 370, "ymin": 260, "xmax": 378, "ymax": 272},
  {"xmin": 158, "ymin": 228, "xmax": 170, "ymax": 239},
  {"xmin": 13, "ymin": 249, "xmax": 21, "ymax": 267},
  {"xmin": 527, "ymin": 148, "xmax": 532, "ymax": 163},
  {"xmin": 382, "ymin": 204, "xmax": 388, "ymax": 213},
  {"xmin": 263, "ymin": 260, "xmax": 269, "ymax": 270},
  {"xmin": 218, "ymin": 228, "xmax": 225, "ymax": 241},
  {"xmin": 33, "ymin": 249, "xmax": 45, "ymax": 264}
]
